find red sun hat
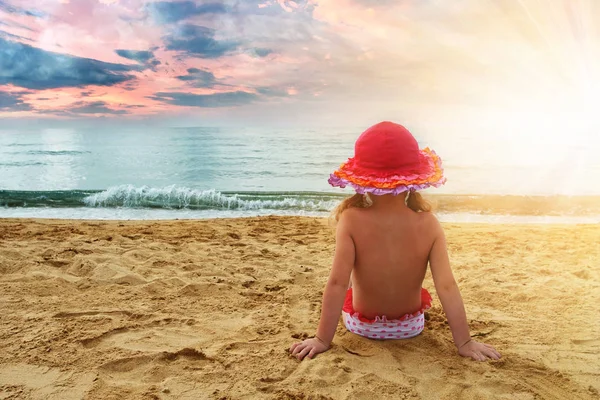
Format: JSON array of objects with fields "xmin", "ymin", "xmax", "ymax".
[{"xmin": 328, "ymin": 121, "xmax": 446, "ymax": 195}]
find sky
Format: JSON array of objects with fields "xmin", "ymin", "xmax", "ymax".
[{"xmin": 1, "ymin": 0, "xmax": 599, "ymax": 129}]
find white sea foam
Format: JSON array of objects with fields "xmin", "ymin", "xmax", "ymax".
[{"xmin": 82, "ymin": 185, "xmax": 341, "ymax": 211}]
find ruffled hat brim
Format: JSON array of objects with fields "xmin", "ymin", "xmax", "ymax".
[{"xmin": 328, "ymin": 147, "xmax": 446, "ymax": 195}]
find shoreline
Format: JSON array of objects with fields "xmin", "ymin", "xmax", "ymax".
[
  {"xmin": 3, "ymin": 212, "xmax": 600, "ymax": 225},
  {"xmin": 2, "ymin": 189, "xmax": 600, "ymax": 217},
  {"xmin": 1, "ymin": 216, "xmax": 598, "ymax": 399}
]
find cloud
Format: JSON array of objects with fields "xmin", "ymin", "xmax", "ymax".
[
  {"xmin": 175, "ymin": 68, "xmax": 216, "ymax": 88},
  {"xmin": 256, "ymin": 86, "xmax": 288, "ymax": 97},
  {"xmin": 0, "ymin": 0, "xmax": 46, "ymax": 18},
  {"xmin": 0, "ymin": 91, "xmax": 32, "ymax": 111},
  {"xmin": 0, "ymin": 19, "xmax": 35, "ymax": 32},
  {"xmin": 0, "ymin": 29, "xmax": 32, "ymax": 42},
  {"xmin": 164, "ymin": 24, "xmax": 239, "ymax": 58},
  {"xmin": 115, "ymin": 49, "xmax": 154, "ymax": 63},
  {"xmin": 148, "ymin": 1, "xmax": 227, "ymax": 24},
  {"xmin": 115, "ymin": 49, "xmax": 161, "ymax": 70},
  {"xmin": 253, "ymin": 48, "xmax": 273, "ymax": 57},
  {"xmin": 69, "ymin": 101, "xmax": 129, "ymax": 115},
  {"xmin": 0, "ymin": 38, "xmax": 137, "ymax": 90},
  {"xmin": 149, "ymin": 91, "xmax": 257, "ymax": 107},
  {"xmin": 352, "ymin": 0, "xmax": 398, "ymax": 5}
]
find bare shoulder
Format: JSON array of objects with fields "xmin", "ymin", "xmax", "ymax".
[
  {"xmin": 417, "ymin": 210, "xmax": 444, "ymax": 238},
  {"xmin": 337, "ymin": 206, "xmax": 363, "ymax": 228},
  {"xmin": 418, "ymin": 209, "xmax": 439, "ymax": 225}
]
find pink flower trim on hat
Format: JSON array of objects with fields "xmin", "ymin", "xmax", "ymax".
[{"xmin": 329, "ymin": 148, "xmax": 446, "ymax": 194}]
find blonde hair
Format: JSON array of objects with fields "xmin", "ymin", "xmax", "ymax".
[{"xmin": 332, "ymin": 191, "xmax": 432, "ymax": 222}]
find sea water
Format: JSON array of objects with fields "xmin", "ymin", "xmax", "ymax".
[{"xmin": 1, "ymin": 126, "xmax": 599, "ymax": 222}]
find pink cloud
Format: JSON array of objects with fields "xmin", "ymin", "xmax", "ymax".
[{"xmin": 2, "ymin": 0, "xmax": 591, "ymax": 124}]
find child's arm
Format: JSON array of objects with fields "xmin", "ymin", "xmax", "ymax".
[
  {"xmin": 290, "ymin": 214, "xmax": 355, "ymax": 360},
  {"xmin": 429, "ymin": 218, "xmax": 501, "ymax": 361}
]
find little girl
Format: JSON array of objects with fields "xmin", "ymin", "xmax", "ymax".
[{"xmin": 290, "ymin": 121, "xmax": 501, "ymax": 362}]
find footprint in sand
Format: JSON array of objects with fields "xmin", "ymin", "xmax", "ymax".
[
  {"xmin": 0, "ymin": 363, "xmax": 95, "ymax": 400},
  {"xmin": 78, "ymin": 313, "xmax": 253, "ymax": 354},
  {"xmin": 84, "ymin": 324, "xmax": 202, "ymax": 352},
  {"xmin": 96, "ymin": 348, "xmax": 218, "ymax": 394}
]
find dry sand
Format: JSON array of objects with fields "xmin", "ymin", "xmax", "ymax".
[{"xmin": 0, "ymin": 217, "xmax": 598, "ymax": 400}]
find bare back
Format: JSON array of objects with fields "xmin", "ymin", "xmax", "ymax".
[{"xmin": 344, "ymin": 201, "xmax": 436, "ymax": 319}]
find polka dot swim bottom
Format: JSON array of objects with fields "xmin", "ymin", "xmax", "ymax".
[
  {"xmin": 343, "ymin": 311, "xmax": 425, "ymax": 339},
  {"xmin": 341, "ymin": 287, "xmax": 431, "ymax": 340}
]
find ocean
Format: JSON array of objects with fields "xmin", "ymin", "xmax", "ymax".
[{"xmin": 1, "ymin": 126, "xmax": 599, "ymax": 223}]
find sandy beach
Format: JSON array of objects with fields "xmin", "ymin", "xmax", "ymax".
[{"xmin": 0, "ymin": 216, "xmax": 598, "ymax": 400}]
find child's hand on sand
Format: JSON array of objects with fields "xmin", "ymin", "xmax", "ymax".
[
  {"xmin": 458, "ymin": 340, "xmax": 501, "ymax": 361},
  {"xmin": 289, "ymin": 337, "xmax": 330, "ymax": 360}
]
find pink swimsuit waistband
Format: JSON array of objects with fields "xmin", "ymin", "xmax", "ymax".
[{"xmin": 342, "ymin": 287, "xmax": 432, "ymax": 323}]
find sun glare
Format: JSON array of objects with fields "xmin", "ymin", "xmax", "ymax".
[{"xmin": 425, "ymin": 0, "xmax": 600, "ymax": 194}]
